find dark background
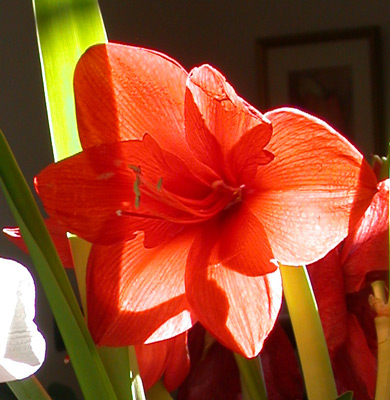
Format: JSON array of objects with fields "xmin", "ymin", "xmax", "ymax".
[{"xmin": 1, "ymin": 1, "xmax": 390, "ymax": 397}]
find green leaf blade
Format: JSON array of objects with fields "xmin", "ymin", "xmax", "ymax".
[
  {"xmin": 0, "ymin": 130, "xmax": 117, "ymax": 400},
  {"xmin": 32, "ymin": 0, "xmax": 107, "ymax": 161}
]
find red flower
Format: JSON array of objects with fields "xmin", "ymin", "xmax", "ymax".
[
  {"xmin": 177, "ymin": 324, "xmax": 241, "ymax": 400},
  {"xmin": 136, "ymin": 332, "xmax": 189, "ymax": 391},
  {"xmin": 34, "ymin": 43, "xmax": 377, "ymax": 357},
  {"xmin": 308, "ymin": 179, "xmax": 389, "ymax": 399}
]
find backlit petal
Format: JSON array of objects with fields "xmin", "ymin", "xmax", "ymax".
[
  {"xmin": 136, "ymin": 332, "xmax": 189, "ymax": 391},
  {"xmin": 75, "ymin": 43, "xmax": 188, "ymax": 155},
  {"xmin": 0, "ymin": 258, "xmax": 45, "ymax": 382},
  {"xmin": 87, "ymin": 229, "xmax": 198, "ymax": 346},
  {"xmin": 227, "ymin": 124, "xmax": 274, "ymax": 185},
  {"xmin": 185, "ymin": 65, "xmax": 271, "ymax": 165},
  {"xmin": 186, "ymin": 222, "xmax": 282, "ymax": 357},
  {"xmin": 35, "ymin": 138, "xmax": 208, "ymax": 244},
  {"xmin": 249, "ymin": 108, "xmax": 377, "ymax": 265},
  {"xmin": 341, "ymin": 179, "xmax": 389, "ymax": 292}
]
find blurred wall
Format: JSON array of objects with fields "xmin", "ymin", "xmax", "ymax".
[{"xmin": 0, "ymin": 0, "xmax": 389, "ymax": 396}]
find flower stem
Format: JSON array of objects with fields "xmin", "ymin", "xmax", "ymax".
[
  {"xmin": 128, "ymin": 346, "xmax": 147, "ymax": 400},
  {"xmin": 370, "ymin": 280, "xmax": 390, "ymax": 400},
  {"xmin": 234, "ymin": 354, "xmax": 267, "ymax": 400},
  {"xmin": 146, "ymin": 381, "xmax": 173, "ymax": 400},
  {"xmin": 280, "ymin": 264, "xmax": 337, "ymax": 400}
]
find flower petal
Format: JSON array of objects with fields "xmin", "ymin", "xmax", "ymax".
[
  {"xmin": 0, "ymin": 258, "xmax": 46, "ymax": 382},
  {"xmin": 177, "ymin": 331, "xmax": 241, "ymax": 400},
  {"xmin": 332, "ymin": 314, "xmax": 376, "ymax": 399},
  {"xmin": 74, "ymin": 43, "xmax": 189, "ymax": 154},
  {"xmin": 307, "ymin": 249, "xmax": 348, "ymax": 355},
  {"xmin": 341, "ymin": 179, "xmax": 389, "ymax": 292},
  {"xmin": 136, "ymin": 332, "xmax": 189, "ymax": 391},
  {"xmin": 227, "ymin": 124, "xmax": 274, "ymax": 185},
  {"xmin": 185, "ymin": 65, "xmax": 271, "ymax": 170},
  {"xmin": 186, "ymin": 217, "xmax": 282, "ymax": 357},
  {"xmin": 261, "ymin": 323, "xmax": 304, "ymax": 400},
  {"xmin": 249, "ymin": 107, "xmax": 378, "ymax": 265},
  {"xmin": 86, "ymin": 229, "xmax": 198, "ymax": 346},
  {"xmin": 35, "ymin": 138, "xmax": 208, "ymax": 244}
]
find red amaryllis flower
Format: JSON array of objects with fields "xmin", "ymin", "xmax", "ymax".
[
  {"xmin": 136, "ymin": 332, "xmax": 189, "ymax": 391},
  {"xmin": 177, "ymin": 324, "xmax": 241, "ymax": 400},
  {"xmin": 308, "ymin": 179, "xmax": 389, "ymax": 399},
  {"xmin": 177, "ymin": 322, "xmax": 303, "ymax": 400},
  {"xmin": 35, "ymin": 43, "xmax": 377, "ymax": 357}
]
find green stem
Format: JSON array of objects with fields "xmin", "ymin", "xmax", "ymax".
[
  {"xmin": 234, "ymin": 354, "xmax": 267, "ymax": 400},
  {"xmin": 7, "ymin": 376, "xmax": 52, "ymax": 400},
  {"xmin": 129, "ymin": 346, "xmax": 147, "ymax": 400},
  {"xmin": 371, "ymin": 281, "xmax": 390, "ymax": 400},
  {"xmin": 146, "ymin": 381, "xmax": 173, "ymax": 400},
  {"xmin": 0, "ymin": 130, "xmax": 117, "ymax": 400},
  {"xmin": 373, "ymin": 316, "xmax": 390, "ymax": 400},
  {"xmin": 280, "ymin": 264, "xmax": 337, "ymax": 400}
]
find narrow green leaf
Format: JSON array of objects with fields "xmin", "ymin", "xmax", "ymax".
[
  {"xmin": 128, "ymin": 346, "xmax": 147, "ymax": 400},
  {"xmin": 280, "ymin": 264, "xmax": 337, "ymax": 400},
  {"xmin": 234, "ymin": 354, "xmax": 267, "ymax": 400},
  {"xmin": 7, "ymin": 376, "xmax": 52, "ymax": 400},
  {"xmin": 32, "ymin": 0, "xmax": 107, "ymax": 161},
  {"xmin": 0, "ymin": 130, "xmax": 117, "ymax": 400},
  {"xmin": 147, "ymin": 381, "xmax": 173, "ymax": 400},
  {"xmin": 336, "ymin": 391, "xmax": 354, "ymax": 400}
]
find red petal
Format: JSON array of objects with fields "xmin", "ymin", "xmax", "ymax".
[
  {"xmin": 332, "ymin": 314, "xmax": 376, "ymax": 399},
  {"xmin": 74, "ymin": 43, "xmax": 189, "ymax": 155},
  {"xmin": 3, "ymin": 219, "xmax": 74, "ymax": 268},
  {"xmin": 307, "ymin": 249, "xmax": 348, "ymax": 354},
  {"xmin": 86, "ymin": 229, "xmax": 198, "ymax": 346},
  {"xmin": 185, "ymin": 65, "xmax": 271, "ymax": 170},
  {"xmin": 341, "ymin": 179, "xmax": 389, "ymax": 292},
  {"xmin": 227, "ymin": 124, "xmax": 274, "ymax": 185},
  {"xmin": 163, "ymin": 333, "xmax": 190, "ymax": 391},
  {"xmin": 177, "ymin": 335, "xmax": 241, "ymax": 400},
  {"xmin": 261, "ymin": 323, "xmax": 304, "ymax": 400},
  {"xmin": 35, "ymin": 138, "xmax": 209, "ymax": 244},
  {"xmin": 136, "ymin": 332, "xmax": 189, "ymax": 391},
  {"xmin": 186, "ymin": 213, "xmax": 282, "ymax": 357},
  {"xmin": 249, "ymin": 108, "xmax": 377, "ymax": 265}
]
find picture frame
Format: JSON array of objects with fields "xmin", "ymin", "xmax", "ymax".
[{"xmin": 257, "ymin": 27, "xmax": 384, "ymax": 157}]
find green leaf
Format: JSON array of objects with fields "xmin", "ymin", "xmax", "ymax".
[
  {"xmin": 32, "ymin": 0, "xmax": 107, "ymax": 161},
  {"xmin": 234, "ymin": 354, "xmax": 267, "ymax": 400},
  {"xmin": 147, "ymin": 381, "xmax": 173, "ymax": 400},
  {"xmin": 0, "ymin": 130, "xmax": 117, "ymax": 400},
  {"xmin": 336, "ymin": 391, "xmax": 354, "ymax": 400},
  {"xmin": 7, "ymin": 376, "xmax": 52, "ymax": 400},
  {"xmin": 280, "ymin": 264, "xmax": 337, "ymax": 400}
]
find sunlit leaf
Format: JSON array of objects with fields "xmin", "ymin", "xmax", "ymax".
[{"xmin": 32, "ymin": 0, "xmax": 107, "ymax": 161}]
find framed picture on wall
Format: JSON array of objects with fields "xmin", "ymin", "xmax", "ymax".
[{"xmin": 257, "ymin": 27, "xmax": 384, "ymax": 157}]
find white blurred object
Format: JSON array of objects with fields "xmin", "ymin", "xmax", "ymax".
[{"xmin": 0, "ymin": 257, "xmax": 46, "ymax": 382}]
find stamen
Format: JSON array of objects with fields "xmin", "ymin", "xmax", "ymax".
[{"xmin": 123, "ymin": 165, "xmax": 245, "ymax": 223}]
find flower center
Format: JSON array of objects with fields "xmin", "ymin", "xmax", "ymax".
[
  {"xmin": 211, "ymin": 180, "xmax": 245, "ymax": 210},
  {"xmin": 118, "ymin": 167, "xmax": 245, "ymax": 224}
]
